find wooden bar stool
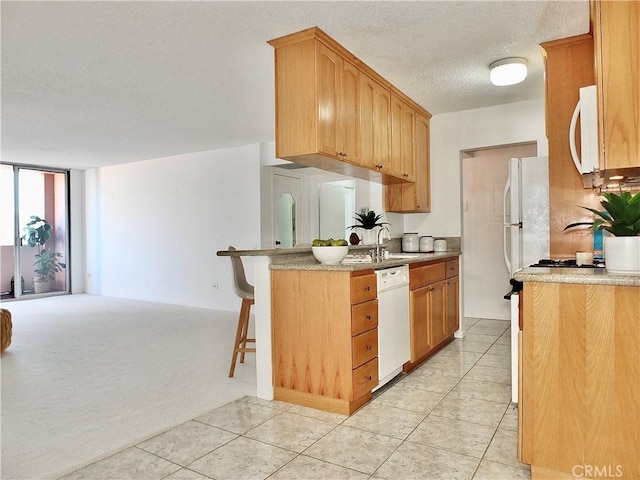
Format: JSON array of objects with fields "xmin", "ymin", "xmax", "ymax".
[{"xmin": 227, "ymin": 246, "xmax": 256, "ymax": 377}]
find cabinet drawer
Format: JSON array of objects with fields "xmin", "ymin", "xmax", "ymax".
[
  {"xmin": 351, "ymin": 300, "xmax": 378, "ymax": 335},
  {"xmin": 410, "ymin": 262, "xmax": 445, "ymax": 289},
  {"xmin": 352, "ymin": 328, "xmax": 378, "ymax": 368},
  {"xmin": 445, "ymin": 259, "xmax": 459, "ymax": 278},
  {"xmin": 351, "ymin": 272, "xmax": 376, "ymax": 304},
  {"xmin": 352, "ymin": 357, "xmax": 379, "ymax": 400}
]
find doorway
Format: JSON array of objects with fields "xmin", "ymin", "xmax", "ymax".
[
  {"xmin": 0, "ymin": 164, "xmax": 70, "ymax": 299},
  {"xmin": 461, "ymin": 143, "xmax": 536, "ymax": 320}
]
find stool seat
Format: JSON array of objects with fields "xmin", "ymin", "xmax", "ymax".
[
  {"xmin": 1, "ymin": 308, "xmax": 12, "ymax": 353},
  {"xmin": 227, "ymin": 246, "xmax": 256, "ymax": 377}
]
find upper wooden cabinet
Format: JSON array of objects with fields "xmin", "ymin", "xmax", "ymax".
[
  {"xmin": 360, "ymin": 73, "xmax": 391, "ymax": 172},
  {"xmin": 385, "ymin": 112, "xmax": 431, "ymax": 212},
  {"xmin": 316, "ymin": 43, "xmax": 361, "ymax": 165},
  {"xmin": 269, "ymin": 27, "xmax": 432, "ymax": 197},
  {"xmin": 540, "ymin": 34, "xmax": 600, "ymax": 257},
  {"xmin": 592, "ymin": 0, "xmax": 640, "ymax": 173}
]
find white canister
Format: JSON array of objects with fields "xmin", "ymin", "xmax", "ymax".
[
  {"xmin": 402, "ymin": 233, "xmax": 420, "ymax": 252},
  {"xmin": 434, "ymin": 238, "xmax": 448, "ymax": 252},
  {"xmin": 419, "ymin": 236, "xmax": 434, "ymax": 252}
]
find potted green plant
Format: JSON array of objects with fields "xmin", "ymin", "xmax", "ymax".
[
  {"xmin": 348, "ymin": 208, "xmax": 389, "ymax": 245},
  {"xmin": 564, "ymin": 190, "xmax": 640, "ymax": 274},
  {"xmin": 21, "ymin": 215, "xmax": 66, "ymax": 293}
]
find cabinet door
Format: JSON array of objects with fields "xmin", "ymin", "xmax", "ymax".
[
  {"xmin": 401, "ymin": 104, "xmax": 416, "ymax": 181},
  {"xmin": 409, "ymin": 286, "xmax": 432, "ymax": 361},
  {"xmin": 594, "ymin": 0, "xmax": 640, "ymax": 171},
  {"xmin": 316, "ymin": 43, "xmax": 340, "ymax": 158},
  {"xmin": 413, "ymin": 113, "xmax": 430, "ymax": 211},
  {"xmin": 429, "ymin": 280, "xmax": 447, "ymax": 348},
  {"xmin": 390, "ymin": 95, "xmax": 405, "ymax": 178},
  {"xmin": 340, "ymin": 60, "xmax": 361, "ymax": 164},
  {"xmin": 445, "ymin": 276, "xmax": 459, "ymax": 337},
  {"xmin": 360, "ymin": 74, "xmax": 390, "ymax": 171}
]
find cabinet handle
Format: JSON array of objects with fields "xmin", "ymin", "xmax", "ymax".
[
  {"xmin": 365, "ymin": 286, "xmax": 371, "ymax": 291},
  {"xmin": 366, "ymin": 315, "xmax": 372, "ymax": 320},
  {"xmin": 366, "ymin": 345, "xmax": 372, "ymax": 350},
  {"xmin": 366, "ymin": 375, "xmax": 372, "ymax": 381}
]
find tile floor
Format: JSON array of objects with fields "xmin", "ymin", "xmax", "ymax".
[{"xmin": 61, "ymin": 318, "xmax": 530, "ymax": 480}]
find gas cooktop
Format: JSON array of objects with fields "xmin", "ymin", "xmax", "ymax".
[{"xmin": 529, "ymin": 259, "xmax": 605, "ymax": 269}]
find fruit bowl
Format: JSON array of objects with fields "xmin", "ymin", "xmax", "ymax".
[{"xmin": 312, "ymin": 246, "xmax": 349, "ymax": 265}]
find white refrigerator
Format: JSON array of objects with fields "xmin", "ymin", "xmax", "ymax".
[
  {"xmin": 503, "ymin": 156, "xmax": 549, "ymax": 404},
  {"xmin": 503, "ymin": 156, "xmax": 550, "ymax": 277}
]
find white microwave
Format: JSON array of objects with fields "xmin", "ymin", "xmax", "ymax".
[{"xmin": 569, "ymin": 85, "xmax": 603, "ymax": 188}]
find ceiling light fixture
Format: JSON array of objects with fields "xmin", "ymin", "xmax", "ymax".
[{"xmin": 489, "ymin": 57, "xmax": 528, "ymax": 86}]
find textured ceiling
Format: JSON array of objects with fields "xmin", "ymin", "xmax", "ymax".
[{"xmin": 1, "ymin": 1, "xmax": 590, "ymax": 169}]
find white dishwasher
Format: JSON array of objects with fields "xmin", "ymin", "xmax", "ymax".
[{"xmin": 375, "ymin": 265, "xmax": 410, "ymax": 390}]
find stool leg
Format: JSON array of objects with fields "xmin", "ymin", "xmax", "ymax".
[
  {"xmin": 239, "ymin": 300, "xmax": 250, "ymax": 363},
  {"xmin": 229, "ymin": 303, "xmax": 246, "ymax": 378}
]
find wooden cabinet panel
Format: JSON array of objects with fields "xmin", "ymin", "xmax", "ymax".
[
  {"xmin": 316, "ymin": 43, "xmax": 361, "ymax": 164},
  {"xmin": 540, "ymin": 35, "xmax": 600, "ymax": 257},
  {"xmin": 406, "ymin": 258, "xmax": 459, "ymax": 369},
  {"xmin": 351, "ymin": 300, "xmax": 378, "ymax": 335},
  {"xmin": 340, "ymin": 59, "xmax": 361, "ymax": 164},
  {"xmin": 385, "ymin": 111, "xmax": 430, "ymax": 213},
  {"xmin": 352, "ymin": 328, "xmax": 378, "ymax": 368},
  {"xmin": 593, "ymin": 0, "xmax": 640, "ymax": 173},
  {"xmin": 352, "ymin": 358, "xmax": 378, "ymax": 400},
  {"xmin": 521, "ymin": 281, "xmax": 640, "ymax": 478},
  {"xmin": 269, "ymin": 27, "xmax": 431, "ymax": 188},
  {"xmin": 409, "ymin": 262, "xmax": 446, "ymax": 289},
  {"xmin": 271, "ymin": 268, "xmax": 379, "ymax": 415},
  {"xmin": 316, "ymin": 43, "xmax": 340, "ymax": 158},
  {"xmin": 390, "ymin": 94, "xmax": 416, "ymax": 180},
  {"xmin": 402, "ymin": 104, "xmax": 416, "ymax": 181},
  {"xmin": 410, "ymin": 285, "xmax": 432, "ymax": 361},
  {"xmin": 360, "ymin": 73, "xmax": 390, "ymax": 172},
  {"xmin": 350, "ymin": 271, "xmax": 376, "ymax": 304},
  {"xmin": 445, "ymin": 276, "xmax": 459, "ymax": 337},
  {"xmin": 413, "ymin": 113, "xmax": 431, "ymax": 212},
  {"xmin": 445, "ymin": 259, "xmax": 459, "ymax": 278},
  {"xmin": 429, "ymin": 280, "xmax": 447, "ymax": 348}
]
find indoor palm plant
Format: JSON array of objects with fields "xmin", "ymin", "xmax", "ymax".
[
  {"xmin": 21, "ymin": 215, "xmax": 66, "ymax": 293},
  {"xmin": 565, "ymin": 190, "xmax": 640, "ymax": 274},
  {"xmin": 348, "ymin": 208, "xmax": 389, "ymax": 244}
]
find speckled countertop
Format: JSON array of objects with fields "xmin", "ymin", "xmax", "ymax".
[
  {"xmin": 217, "ymin": 246, "xmax": 460, "ymax": 271},
  {"xmin": 514, "ymin": 267, "xmax": 640, "ymax": 287}
]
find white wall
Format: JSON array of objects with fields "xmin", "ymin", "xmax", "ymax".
[
  {"xmin": 407, "ymin": 98, "xmax": 548, "ymax": 321},
  {"xmin": 404, "ymin": 99, "xmax": 548, "ymax": 237},
  {"xmin": 85, "ymin": 144, "xmax": 261, "ymax": 311}
]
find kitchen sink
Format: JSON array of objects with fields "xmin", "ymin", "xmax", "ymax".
[{"xmin": 387, "ymin": 253, "xmax": 424, "ymax": 259}]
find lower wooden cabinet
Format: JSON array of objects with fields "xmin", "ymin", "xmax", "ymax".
[
  {"xmin": 271, "ymin": 269, "xmax": 378, "ymax": 415},
  {"xmin": 406, "ymin": 257, "xmax": 459, "ymax": 370},
  {"xmin": 520, "ymin": 281, "xmax": 640, "ymax": 479}
]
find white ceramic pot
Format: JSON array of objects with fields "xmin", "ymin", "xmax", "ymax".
[
  {"xmin": 361, "ymin": 228, "xmax": 377, "ymax": 245},
  {"xmin": 604, "ymin": 236, "xmax": 640, "ymax": 274},
  {"xmin": 402, "ymin": 233, "xmax": 420, "ymax": 252}
]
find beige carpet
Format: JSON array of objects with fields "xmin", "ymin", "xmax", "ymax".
[{"xmin": 0, "ymin": 294, "xmax": 256, "ymax": 479}]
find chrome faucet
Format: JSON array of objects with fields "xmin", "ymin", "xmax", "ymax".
[{"xmin": 375, "ymin": 226, "xmax": 391, "ymax": 261}]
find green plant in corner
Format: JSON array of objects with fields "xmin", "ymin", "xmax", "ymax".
[
  {"xmin": 21, "ymin": 215, "xmax": 52, "ymax": 247},
  {"xmin": 348, "ymin": 208, "xmax": 389, "ymax": 230},
  {"xmin": 21, "ymin": 215, "xmax": 66, "ymax": 286},
  {"xmin": 564, "ymin": 190, "xmax": 640, "ymax": 237},
  {"xmin": 33, "ymin": 250, "xmax": 66, "ymax": 282}
]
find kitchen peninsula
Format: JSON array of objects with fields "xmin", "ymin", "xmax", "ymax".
[
  {"xmin": 514, "ymin": 267, "xmax": 640, "ymax": 480},
  {"xmin": 217, "ymin": 245, "xmax": 460, "ymax": 414}
]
